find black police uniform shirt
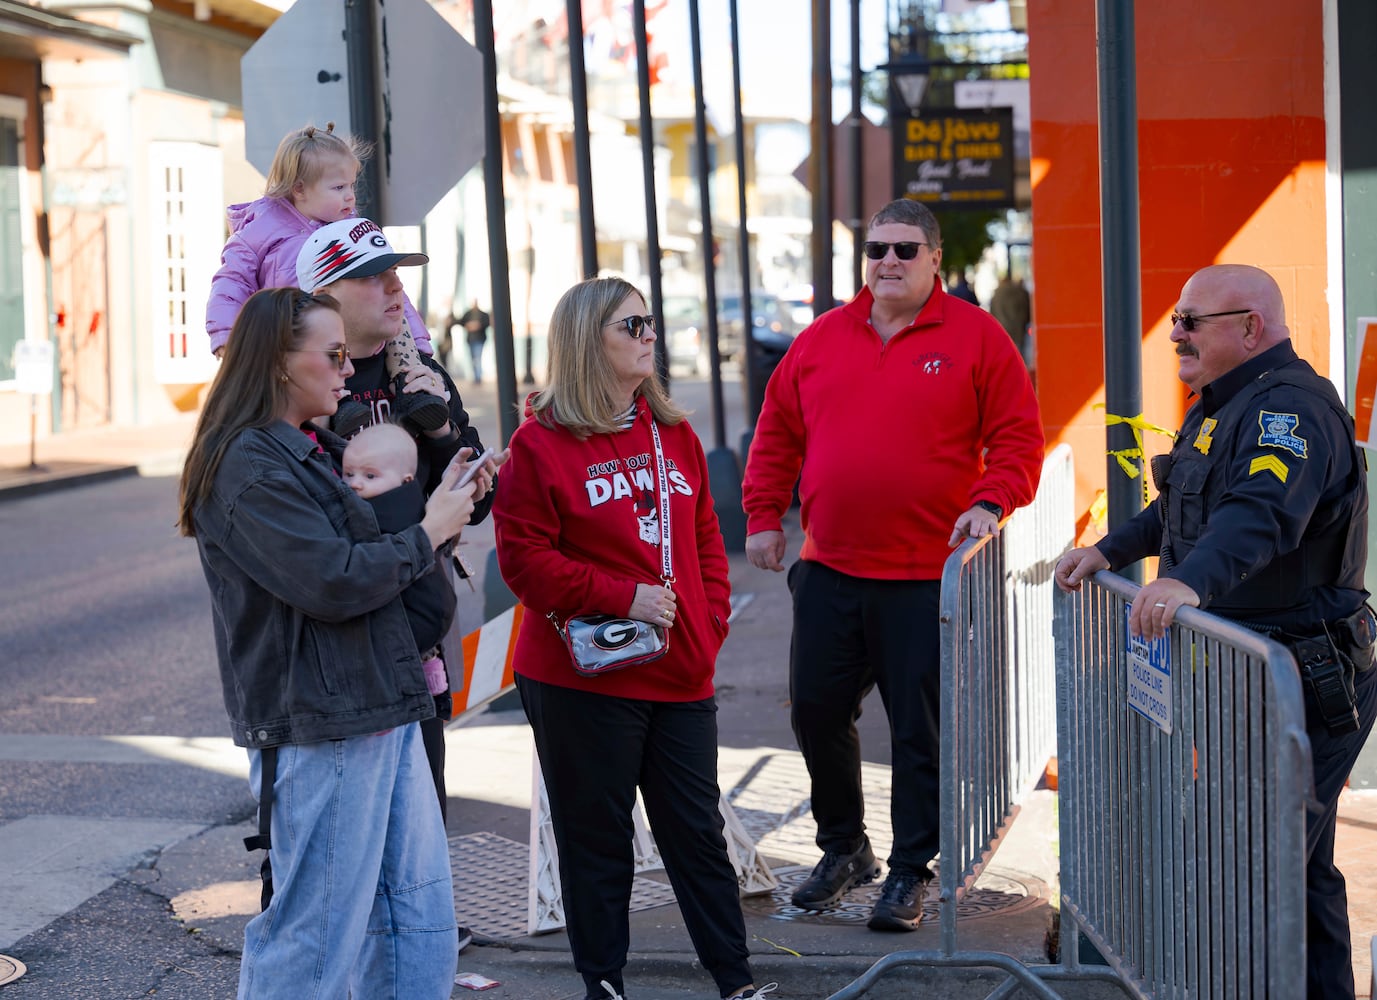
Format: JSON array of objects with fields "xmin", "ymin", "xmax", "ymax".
[{"xmin": 1097, "ymin": 340, "xmax": 1368, "ymax": 633}]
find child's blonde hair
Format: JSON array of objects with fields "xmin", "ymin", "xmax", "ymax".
[{"xmin": 263, "ymin": 122, "xmax": 373, "ymax": 200}]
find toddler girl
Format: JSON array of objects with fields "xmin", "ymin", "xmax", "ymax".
[{"xmin": 206, "ymin": 122, "xmax": 445, "ymax": 435}]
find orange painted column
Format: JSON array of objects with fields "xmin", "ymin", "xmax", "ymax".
[{"xmin": 1025, "ymin": 0, "xmax": 1329, "ymax": 541}]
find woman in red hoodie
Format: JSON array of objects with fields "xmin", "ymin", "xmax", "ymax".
[{"xmin": 493, "ymin": 277, "xmax": 773, "ymax": 1000}]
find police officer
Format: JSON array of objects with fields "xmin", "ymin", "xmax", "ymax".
[{"xmin": 1055, "ymin": 264, "xmax": 1377, "ymax": 1000}]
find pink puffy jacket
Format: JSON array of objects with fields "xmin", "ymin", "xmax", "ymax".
[{"xmin": 205, "ymin": 196, "xmax": 432, "ymax": 356}]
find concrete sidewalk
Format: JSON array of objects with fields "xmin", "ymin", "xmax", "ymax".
[{"xmin": 4, "ymin": 399, "xmax": 1376, "ymax": 998}]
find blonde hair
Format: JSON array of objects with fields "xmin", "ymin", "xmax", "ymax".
[
  {"xmin": 531, "ymin": 276, "xmax": 685, "ymax": 438},
  {"xmin": 263, "ymin": 122, "xmax": 372, "ymax": 201}
]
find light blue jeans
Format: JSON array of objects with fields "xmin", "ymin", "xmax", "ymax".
[{"xmin": 238, "ymin": 724, "xmax": 457, "ymax": 1000}]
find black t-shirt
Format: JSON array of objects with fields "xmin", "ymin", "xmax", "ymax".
[{"xmin": 338, "ymin": 348, "xmax": 495, "ymax": 523}]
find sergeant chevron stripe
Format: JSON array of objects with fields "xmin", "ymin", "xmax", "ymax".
[{"xmin": 1248, "ymin": 454, "xmax": 1289, "ymax": 483}]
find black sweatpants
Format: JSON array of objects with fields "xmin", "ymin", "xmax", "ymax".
[
  {"xmin": 787, "ymin": 558, "xmax": 942, "ymax": 874},
  {"xmin": 516, "ymin": 674, "xmax": 753, "ymax": 1000}
]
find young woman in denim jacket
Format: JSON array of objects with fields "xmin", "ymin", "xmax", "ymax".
[{"xmin": 177, "ymin": 287, "xmax": 477, "ymax": 1000}]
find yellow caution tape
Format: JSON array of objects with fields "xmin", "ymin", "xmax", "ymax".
[{"xmin": 1094, "ymin": 405, "xmax": 1177, "ymax": 506}]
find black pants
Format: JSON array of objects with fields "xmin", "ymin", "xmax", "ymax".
[
  {"xmin": 1305, "ymin": 664, "xmax": 1377, "ymax": 1000},
  {"xmin": 788, "ymin": 559, "xmax": 942, "ymax": 873},
  {"xmin": 421, "ymin": 712, "xmax": 448, "ymax": 824},
  {"xmin": 516, "ymin": 674, "xmax": 753, "ymax": 1000}
]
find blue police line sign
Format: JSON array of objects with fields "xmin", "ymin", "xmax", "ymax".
[{"xmin": 1126, "ymin": 608, "xmax": 1172, "ymax": 734}]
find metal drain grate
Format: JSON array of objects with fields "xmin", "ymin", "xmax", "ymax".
[
  {"xmin": 450, "ymin": 834, "xmax": 1045, "ymax": 940},
  {"xmin": 740, "ymin": 865, "xmax": 1048, "ymax": 924},
  {"xmin": 449, "ymin": 832, "xmax": 679, "ymax": 940}
]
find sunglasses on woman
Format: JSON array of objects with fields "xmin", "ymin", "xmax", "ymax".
[
  {"xmin": 286, "ymin": 346, "xmax": 352, "ymax": 370},
  {"xmin": 604, "ymin": 314, "xmax": 657, "ymax": 339}
]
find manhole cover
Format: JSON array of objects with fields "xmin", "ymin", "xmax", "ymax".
[
  {"xmin": 741, "ymin": 866, "xmax": 1048, "ymax": 924},
  {"xmin": 0, "ymin": 954, "xmax": 27, "ymax": 986}
]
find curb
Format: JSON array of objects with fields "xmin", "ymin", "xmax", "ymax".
[{"xmin": 0, "ymin": 464, "xmax": 138, "ymax": 501}]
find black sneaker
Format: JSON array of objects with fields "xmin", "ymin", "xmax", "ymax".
[
  {"xmin": 456, "ymin": 924, "xmax": 473, "ymax": 953},
  {"xmin": 391, "ymin": 372, "xmax": 450, "ymax": 432},
  {"xmin": 867, "ymin": 868, "xmax": 929, "ymax": 931},
  {"xmin": 790, "ymin": 842, "xmax": 880, "ymax": 909},
  {"xmin": 331, "ymin": 399, "xmax": 372, "ymax": 439}
]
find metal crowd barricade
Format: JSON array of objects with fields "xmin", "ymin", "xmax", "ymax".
[
  {"xmin": 831, "ymin": 440, "xmax": 1314, "ymax": 1000},
  {"xmin": 831, "ymin": 445, "xmax": 1090, "ymax": 1000},
  {"xmin": 1055, "ymin": 570, "xmax": 1312, "ymax": 999}
]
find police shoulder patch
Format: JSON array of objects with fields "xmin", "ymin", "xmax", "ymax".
[{"xmin": 1256, "ymin": 410, "xmax": 1308, "ymax": 458}]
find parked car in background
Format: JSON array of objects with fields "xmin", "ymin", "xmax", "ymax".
[
  {"xmin": 718, "ymin": 293, "xmax": 786, "ymax": 360},
  {"xmin": 776, "ymin": 287, "xmax": 815, "ymax": 334},
  {"xmin": 662, "ymin": 295, "xmax": 705, "ymax": 375},
  {"xmin": 658, "ymin": 292, "xmax": 798, "ymax": 380}
]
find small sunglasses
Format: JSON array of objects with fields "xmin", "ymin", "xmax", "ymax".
[
  {"xmin": 863, "ymin": 241, "xmax": 928, "ymax": 261},
  {"xmin": 1169, "ymin": 308, "xmax": 1251, "ymax": 333},
  {"xmin": 286, "ymin": 346, "xmax": 351, "ymax": 370},
  {"xmin": 605, "ymin": 314, "xmax": 657, "ymax": 339}
]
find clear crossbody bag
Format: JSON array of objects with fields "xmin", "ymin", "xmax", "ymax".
[{"xmin": 547, "ymin": 420, "xmax": 675, "ymax": 678}]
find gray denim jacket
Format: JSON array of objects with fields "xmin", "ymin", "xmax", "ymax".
[{"xmin": 194, "ymin": 421, "xmax": 437, "ymax": 748}]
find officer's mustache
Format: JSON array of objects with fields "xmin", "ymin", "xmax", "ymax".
[{"xmin": 1176, "ymin": 345, "xmax": 1198, "ymax": 357}]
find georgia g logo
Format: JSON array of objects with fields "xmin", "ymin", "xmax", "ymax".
[
  {"xmin": 368, "ymin": 234, "xmax": 389, "ymax": 249},
  {"xmin": 592, "ymin": 619, "xmax": 640, "ymax": 650}
]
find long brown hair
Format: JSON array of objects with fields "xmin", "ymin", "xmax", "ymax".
[
  {"xmin": 177, "ymin": 289, "xmax": 340, "ymax": 537},
  {"xmin": 531, "ymin": 276, "xmax": 685, "ymax": 438}
]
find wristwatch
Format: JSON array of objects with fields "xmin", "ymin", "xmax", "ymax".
[{"xmin": 974, "ymin": 499, "xmax": 1003, "ymax": 518}]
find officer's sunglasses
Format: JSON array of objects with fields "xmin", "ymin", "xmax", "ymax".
[{"xmin": 1170, "ymin": 308, "xmax": 1252, "ymax": 333}]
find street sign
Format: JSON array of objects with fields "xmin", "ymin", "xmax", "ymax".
[
  {"xmin": 241, "ymin": 0, "xmax": 485, "ymax": 227},
  {"xmin": 891, "ymin": 106, "xmax": 1015, "ymax": 210},
  {"xmin": 14, "ymin": 340, "xmax": 53, "ymax": 396},
  {"xmin": 241, "ymin": 0, "xmax": 349, "ymax": 179}
]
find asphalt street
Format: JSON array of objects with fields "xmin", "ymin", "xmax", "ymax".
[{"xmin": 3, "ymin": 364, "xmax": 1373, "ymax": 998}]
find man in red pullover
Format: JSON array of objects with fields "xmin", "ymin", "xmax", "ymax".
[{"xmin": 742, "ymin": 198, "xmax": 1044, "ymax": 931}]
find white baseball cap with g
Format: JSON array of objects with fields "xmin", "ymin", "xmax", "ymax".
[{"xmin": 296, "ymin": 218, "xmax": 429, "ymax": 293}]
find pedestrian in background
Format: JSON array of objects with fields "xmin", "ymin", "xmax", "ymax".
[
  {"xmin": 1056, "ymin": 263, "xmax": 1377, "ymax": 1000},
  {"xmin": 177, "ymin": 287, "xmax": 477, "ymax": 999},
  {"xmin": 455, "ymin": 299, "xmax": 491, "ymax": 385},
  {"xmin": 946, "ymin": 269, "xmax": 979, "ymax": 305},
  {"xmin": 742, "ymin": 197, "xmax": 1044, "ymax": 933},
  {"xmin": 493, "ymin": 276, "xmax": 775, "ymax": 1000},
  {"xmin": 989, "ymin": 271, "xmax": 1032, "ymax": 366}
]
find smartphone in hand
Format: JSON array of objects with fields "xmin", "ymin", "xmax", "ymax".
[{"xmin": 453, "ymin": 447, "xmax": 497, "ymax": 489}]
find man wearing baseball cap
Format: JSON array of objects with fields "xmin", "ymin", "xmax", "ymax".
[
  {"xmin": 298, "ymin": 217, "xmax": 450, "ymax": 436},
  {"xmin": 296, "ymin": 219, "xmax": 498, "ymax": 956}
]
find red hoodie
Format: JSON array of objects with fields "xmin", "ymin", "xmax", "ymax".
[
  {"xmin": 743, "ymin": 284, "xmax": 1044, "ymax": 579},
  {"xmin": 493, "ymin": 396, "xmax": 731, "ymax": 701}
]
